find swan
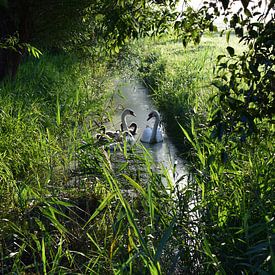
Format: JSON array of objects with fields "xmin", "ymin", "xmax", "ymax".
[
  {"xmin": 105, "ymin": 129, "xmax": 120, "ymax": 140},
  {"xmin": 140, "ymin": 110, "xmax": 163, "ymax": 144},
  {"xmin": 121, "ymin": 122, "xmax": 138, "ymax": 136},
  {"xmin": 98, "ymin": 108, "xmax": 137, "ymax": 150},
  {"xmin": 95, "ymin": 126, "xmax": 120, "ymax": 142},
  {"xmin": 120, "ymin": 108, "xmax": 137, "ymax": 132},
  {"xmin": 119, "ymin": 108, "xmax": 137, "ymax": 144}
]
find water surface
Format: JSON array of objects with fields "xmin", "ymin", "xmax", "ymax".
[{"xmin": 109, "ymin": 79, "xmax": 189, "ymax": 186}]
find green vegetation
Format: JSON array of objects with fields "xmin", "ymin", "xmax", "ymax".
[
  {"xmin": 0, "ymin": 53, "xmax": 112, "ymax": 272},
  {"xmin": 0, "ymin": 0, "xmax": 274, "ymax": 273},
  {"xmin": 0, "ymin": 49, "xmax": 195, "ymax": 274},
  {"xmin": 0, "ymin": 0, "xmax": 182, "ymax": 80},
  {"xmin": 132, "ymin": 34, "xmax": 243, "ymax": 147},
  {"xmin": 128, "ymin": 33, "xmax": 275, "ymax": 273},
  {"xmin": 1, "ymin": 32, "xmax": 273, "ymax": 274}
]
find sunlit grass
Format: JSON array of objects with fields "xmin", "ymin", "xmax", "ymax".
[
  {"xmin": 127, "ymin": 32, "xmax": 274, "ymax": 273},
  {"xmin": 0, "ymin": 33, "xmax": 273, "ymax": 274},
  {"xmin": 0, "ymin": 52, "xmax": 113, "ymax": 246},
  {"xmin": 0, "ymin": 50, "xmax": 195, "ymax": 274}
]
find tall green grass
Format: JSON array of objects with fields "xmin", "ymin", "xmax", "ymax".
[
  {"xmin": 0, "ymin": 50, "xmax": 196, "ymax": 274},
  {"xmin": 0, "ymin": 53, "xmax": 111, "ymax": 196},
  {"xmin": 1, "ymin": 33, "xmax": 274, "ymax": 274},
  {"xmin": 124, "ymin": 33, "xmax": 275, "ymax": 273},
  {"xmin": 0, "ymin": 53, "xmax": 117, "ymax": 272},
  {"xmin": 1, "ymin": 143, "xmax": 197, "ymax": 273}
]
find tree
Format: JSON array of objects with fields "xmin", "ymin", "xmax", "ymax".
[
  {"xmin": 0, "ymin": 0, "xmax": 180, "ymax": 80},
  {"xmin": 202, "ymin": 0, "xmax": 275, "ymax": 139}
]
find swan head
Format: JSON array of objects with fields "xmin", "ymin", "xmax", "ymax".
[
  {"xmin": 121, "ymin": 109, "xmax": 137, "ymax": 133},
  {"xmin": 147, "ymin": 110, "xmax": 160, "ymax": 121},
  {"xmin": 129, "ymin": 122, "xmax": 138, "ymax": 135},
  {"xmin": 121, "ymin": 108, "xmax": 136, "ymax": 119}
]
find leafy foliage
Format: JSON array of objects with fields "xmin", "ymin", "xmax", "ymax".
[
  {"xmin": 129, "ymin": 33, "xmax": 275, "ymax": 273},
  {"xmin": 1, "ymin": 1, "xmax": 275, "ymax": 274},
  {"xmin": 203, "ymin": 0, "xmax": 275, "ymax": 139},
  {"xmin": 0, "ymin": 0, "xmax": 182, "ymax": 78},
  {"xmin": 174, "ymin": 5, "xmax": 216, "ymax": 47}
]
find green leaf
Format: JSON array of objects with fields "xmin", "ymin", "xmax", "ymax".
[
  {"xmin": 241, "ymin": 0, "xmax": 250, "ymax": 9},
  {"xmin": 244, "ymin": 8, "xmax": 252, "ymax": 17},
  {"xmin": 226, "ymin": 46, "xmax": 235, "ymax": 57},
  {"xmin": 84, "ymin": 192, "xmax": 115, "ymax": 228},
  {"xmin": 221, "ymin": 0, "xmax": 229, "ymax": 10},
  {"xmin": 114, "ymin": 45, "xmax": 120, "ymax": 53},
  {"xmin": 226, "ymin": 30, "xmax": 231, "ymax": 43},
  {"xmin": 154, "ymin": 218, "xmax": 175, "ymax": 262},
  {"xmin": 122, "ymin": 174, "xmax": 146, "ymax": 197},
  {"xmin": 56, "ymin": 94, "xmax": 61, "ymax": 126},
  {"xmin": 41, "ymin": 238, "xmax": 47, "ymax": 275}
]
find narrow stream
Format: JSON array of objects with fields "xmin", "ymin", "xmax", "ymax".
[{"xmin": 109, "ymin": 79, "xmax": 189, "ymax": 187}]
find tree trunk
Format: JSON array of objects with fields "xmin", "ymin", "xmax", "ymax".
[{"xmin": 0, "ymin": 2, "xmax": 31, "ymax": 81}]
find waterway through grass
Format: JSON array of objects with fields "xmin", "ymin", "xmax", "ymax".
[{"xmin": 108, "ymin": 79, "xmax": 189, "ymax": 188}]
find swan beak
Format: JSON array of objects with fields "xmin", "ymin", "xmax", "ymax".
[{"xmin": 130, "ymin": 110, "xmax": 136, "ymax": 117}]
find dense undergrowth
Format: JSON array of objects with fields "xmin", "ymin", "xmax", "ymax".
[
  {"xmin": 0, "ymin": 50, "xmax": 196, "ymax": 274},
  {"xmin": 0, "ymin": 33, "xmax": 274, "ymax": 274},
  {"xmin": 0, "ymin": 53, "xmax": 117, "ymax": 273},
  {"xmin": 126, "ymin": 33, "xmax": 275, "ymax": 273}
]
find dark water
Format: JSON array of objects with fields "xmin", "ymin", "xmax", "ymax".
[{"xmin": 108, "ymin": 79, "xmax": 189, "ymax": 187}]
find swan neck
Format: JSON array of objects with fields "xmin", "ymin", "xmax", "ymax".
[
  {"xmin": 150, "ymin": 114, "xmax": 160, "ymax": 143},
  {"xmin": 121, "ymin": 113, "xmax": 128, "ymax": 131}
]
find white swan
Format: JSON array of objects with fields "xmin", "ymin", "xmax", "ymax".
[
  {"xmin": 121, "ymin": 108, "xmax": 136, "ymax": 132},
  {"xmin": 119, "ymin": 108, "xmax": 137, "ymax": 144},
  {"xmin": 140, "ymin": 110, "xmax": 163, "ymax": 144}
]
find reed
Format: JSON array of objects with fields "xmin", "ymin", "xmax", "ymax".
[
  {"xmin": 0, "ymin": 52, "xmax": 116, "ymax": 273},
  {"xmin": 127, "ymin": 33, "xmax": 275, "ymax": 274},
  {"xmin": 1, "ymin": 33, "xmax": 273, "ymax": 274}
]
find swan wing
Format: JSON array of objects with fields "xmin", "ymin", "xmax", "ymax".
[
  {"xmin": 125, "ymin": 132, "xmax": 135, "ymax": 145},
  {"xmin": 140, "ymin": 127, "xmax": 152, "ymax": 143}
]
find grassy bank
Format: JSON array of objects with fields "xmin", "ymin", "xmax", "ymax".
[
  {"xmin": 0, "ymin": 53, "xmax": 112, "ymax": 204},
  {"xmin": 126, "ymin": 33, "xmax": 275, "ymax": 273},
  {"xmin": 0, "ymin": 33, "xmax": 274, "ymax": 274},
  {"xmin": 0, "ymin": 51, "xmax": 194, "ymax": 274},
  {"xmin": 0, "ymin": 53, "xmax": 116, "ymax": 273}
]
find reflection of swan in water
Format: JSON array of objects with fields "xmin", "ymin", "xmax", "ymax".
[{"xmin": 140, "ymin": 110, "xmax": 163, "ymax": 144}]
